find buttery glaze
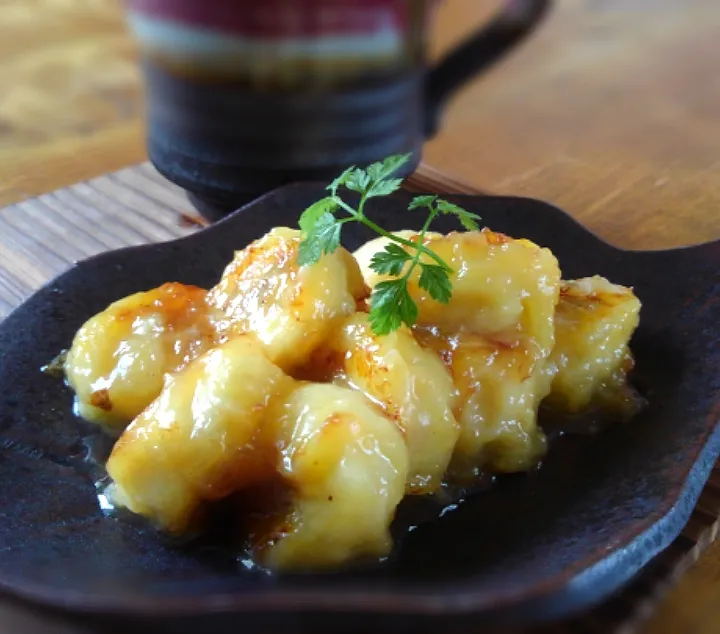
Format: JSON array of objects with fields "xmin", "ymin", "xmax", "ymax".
[
  {"xmin": 106, "ymin": 335, "xmax": 293, "ymax": 534},
  {"xmin": 355, "ymin": 229, "xmax": 560, "ymax": 354},
  {"xmin": 545, "ymin": 276, "xmax": 642, "ymax": 416},
  {"xmin": 254, "ymin": 383, "xmax": 408, "ymax": 569},
  {"xmin": 207, "ymin": 227, "xmax": 368, "ymax": 372},
  {"xmin": 64, "ymin": 225, "xmax": 643, "ymax": 571},
  {"xmin": 415, "ymin": 329, "xmax": 554, "ymax": 477},
  {"xmin": 356, "ymin": 229, "xmax": 561, "ymax": 477},
  {"xmin": 311, "ymin": 313, "xmax": 460, "ymax": 494},
  {"xmin": 65, "ymin": 282, "xmax": 219, "ymax": 428}
]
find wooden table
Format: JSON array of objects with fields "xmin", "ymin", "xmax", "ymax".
[{"xmin": 0, "ymin": 1, "xmax": 719, "ymax": 633}]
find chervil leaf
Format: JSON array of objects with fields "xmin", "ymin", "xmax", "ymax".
[
  {"xmin": 418, "ymin": 263, "xmax": 452, "ymax": 303},
  {"xmin": 369, "ymin": 243, "xmax": 411, "ymax": 276},
  {"xmin": 327, "ymin": 166, "xmax": 356, "ymax": 195},
  {"xmin": 456, "ymin": 211, "xmax": 481, "ymax": 231},
  {"xmin": 366, "ymin": 153, "xmax": 412, "ymax": 184},
  {"xmin": 435, "ymin": 200, "xmax": 465, "ymax": 215},
  {"xmin": 435, "ymin": 199, "xmax": 481, "ymax": 231},
  {"xmin": 367, "ymin": 177, "xmax": 403, "ymax": 198},
  {"xmin": 366, "ymin": 161, "xmax": 386, "ymax": 184},
  {"xmin": 297, "ymin": 156, "xmax": 461, "ymax": 335},
  {"xmin": 297, "ymin": 212, "xmax": 341, "ymax": 266},
  {"xmin": 408, "ymin": 195, "xmax": 436, "ymax": 210},
  {"xmin": 369, "ymin": 279, "xmax": 418, "ymax": 335},
  {"xmin": 344, "ymin": 168, "xmax": 371, "ymax": 194},
  {"xmin": 299, "ymin": 197, "xmax": 337, "ymax": 232}
]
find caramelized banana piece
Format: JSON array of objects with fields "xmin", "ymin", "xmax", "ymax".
[
  {"xmin": 545, "ymin": 276, "xmax": 642, "ymax": 415},
  {"xmin": 253, "ymin": 383, "xmax": 408, "ymax": 570},
  {"xmin": 415, "ymin": 231, "xmax": 560, "ymax": 351},
  {"xmin": 399, "ymin": 229, "xmax": 561, "ymax": 478},
  {"xmin": 106, "ymin": 336, "xmax": 294, "ymax": 534},
  {"xmin": 207, "ymin": 227, "xmax": 368, "ymax": 372},
  {"xmin": 315, "ymin": 313, "xmax": 459, "ymax": 493},
  {"xmin": 65, "ymin": 283, "xmax": 219, "ymax": 428},
  {"xmin": 357, "ymin": 229, "xmax": 560, "ymax": 352},
  {"xmin": 417, "ymin": 330, "xmax": 552, "ymax": 477}
]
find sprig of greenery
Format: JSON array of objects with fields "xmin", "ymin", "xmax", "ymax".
[{"xmin": 297, "ymin": 154, "xmax": 481, "ymax": 335}]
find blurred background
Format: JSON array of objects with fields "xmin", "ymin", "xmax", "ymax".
[
  {"xmin": 0, "ymin": 0, "xmax": 493, "ymax": 158},
  {"xmin": 1, "ymin": 0, "xmax": 718, "ymax": 251},
  {"xmin": 0, "ymin": 0, "xmax": 528, "ymax": 205},
  {"xmin": 0, "ymin": 0, "xmax": 497, "ymax": 201}
]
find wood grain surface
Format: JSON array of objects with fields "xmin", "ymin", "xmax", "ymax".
[{"xmin": 0, "ymin": 1, "xmax": 719, "ymax": 633}]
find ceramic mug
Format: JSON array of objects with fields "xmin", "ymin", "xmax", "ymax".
[{"xmin": 127, "ymin": 0, "xmax": 550, "ymax": 220}]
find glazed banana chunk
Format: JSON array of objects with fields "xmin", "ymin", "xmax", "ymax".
[
  {"xmin": 207, "ymin": 227, "xmax": 368, "ymax": 372},
  {"xmin": 254, "ymin": 383, "xmax": 408, "ymax": 570},
  {"xmin": 417, "ymin": 330, "xmax": 552, "ymax": 477},
  {"xmin": 544, "ymin": 276, "xmax": 641, "ymax": 414},
  {"xmin": 321, "ymin": 313, "xmax": 459, "ymax": 493},
  {"xmin": 65, "ymin": 283, "xmax": 219, "ymax": 428},
  {"xmin": 416, "ymin": 231, "xmax": 560, "ymax": 351},
  {"xmin": 356, "ymin": 229, "xmax": 561, "ymax": 354},
  {"xmin": 106, "ymin": 336, "xmax": 294, "ymax": 534}
]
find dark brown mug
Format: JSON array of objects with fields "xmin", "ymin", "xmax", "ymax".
[{"xmin": 127, "ymin": 0, "xmax": 550, "ymax": 220}]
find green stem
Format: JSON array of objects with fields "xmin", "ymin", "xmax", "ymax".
[
  {"xmin": 333, "ymin": 198, "xmax": 363, "ymax": 219},
  {"xmin": 333, "ymin": 197, "xmax": 451, "ymax": 271},
  {"xmin": 417, "ymin": 205, "xmax": 438, "ymax": 244},
  {"xmin": 402, "ymin": 207, "xmax": 439, "ymax": 281},
  {"xmin": 357, "ymin": 193, "xmax": 368, "ymax": 219}
]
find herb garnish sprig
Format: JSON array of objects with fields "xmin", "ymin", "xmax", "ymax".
[{"xmin": 297, "ymin": 154, "xmax": 480, "ymax": 336}]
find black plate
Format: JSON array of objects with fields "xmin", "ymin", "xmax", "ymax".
[{"xmin": 1, "ymin": 185, "xmax": 718, "ymax": 633}]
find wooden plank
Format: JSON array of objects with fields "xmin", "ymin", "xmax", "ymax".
[{"xmin": 0, "ymin": 163, "xmax": 196, "ymax": 315}]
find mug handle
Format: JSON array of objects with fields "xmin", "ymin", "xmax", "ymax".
[{"xmin": 424, "ymin": 0, "xmax": 551, "ymax": 136}]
